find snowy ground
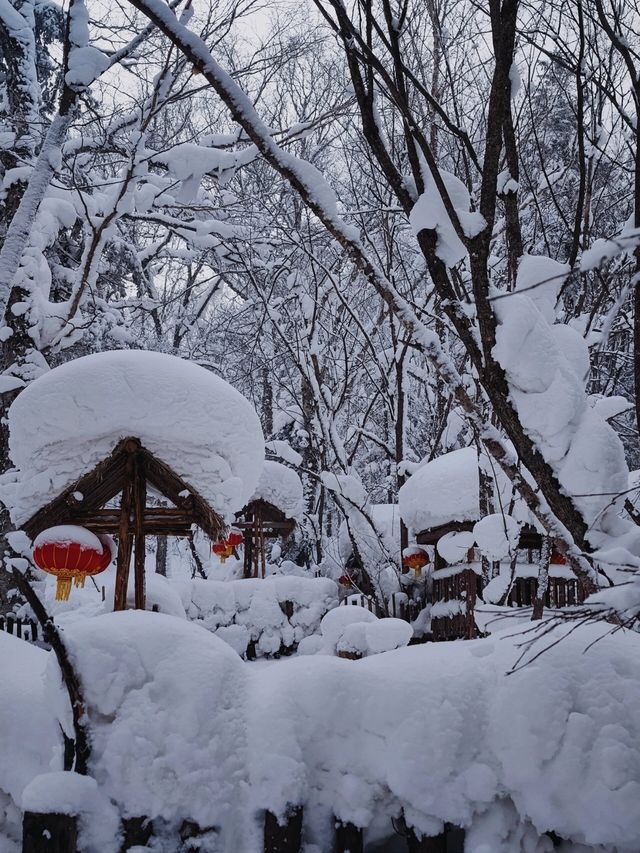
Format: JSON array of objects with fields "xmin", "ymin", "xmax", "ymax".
[{"xmin": 1, "ymin": 609, "xmax": 640, "ymax": 853}]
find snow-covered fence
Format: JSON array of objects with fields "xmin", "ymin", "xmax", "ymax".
[{"xmin": 0, "ymin": 615, "xmax": 39, "ymax": 643}]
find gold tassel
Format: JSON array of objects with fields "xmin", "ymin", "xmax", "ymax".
[
  {"xmin": 73, "ymin": 575, "xmax": 87, "ymax": 588},
  {"xmin": 55, "ymin": 578, "xmax": 72, "ymax": 601}
]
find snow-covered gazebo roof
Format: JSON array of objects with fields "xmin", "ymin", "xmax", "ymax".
[
  {"xmin": 398, "ymin": 446, "xmax": 480, "ymax": 536},
  {"xmin": 2, "ymin": 350, "xmax": 265, "ymax": 526},
  {"xmin": 246, "ymin": 460, "xmax": 304, "ymax": 522}
]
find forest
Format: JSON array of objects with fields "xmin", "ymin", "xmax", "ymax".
[{"xmin": 1, "ymin": 0, "xmax": 640, "ymax": 850}]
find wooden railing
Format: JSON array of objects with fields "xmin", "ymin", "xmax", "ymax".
[{"xmin": 0, "ymin": 615, "xmax": 39, "ymax": 642}]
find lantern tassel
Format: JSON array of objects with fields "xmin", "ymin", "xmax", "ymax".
[{"xmin": 55, "ymin": 578, "xmax": 73, "ymax": 601}]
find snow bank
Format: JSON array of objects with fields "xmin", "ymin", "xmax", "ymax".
[
  {"xmin": 2, "ymin": 350, "xmax": 265, "ymax": 523},
  {"xmin": 0, "ymin": 633, "xmax": 60, "ymax": 806},
  {"xmin": 247, "ymin": 460, "xmax": 304, "ymax": 521},
  {"xmin": 6, "ymin": 611, "xmax": 640, "ymax": 851},
  {"xmin": 399, "ymin": 447, "xmax": 479, "ymax": 533},
  {"xmin": 247, "ymin": 623, "xmax": 640, "ymax": 849},
  {"xmin": 184, "ymin": 575, "xmax": 339, "ymax": 657},
  {"xmin": 50, "ymin": 611, "xmax": 248, "ymax": 833},
  {"xmin": 300, "ymin": 605, "xmax": 413, "ymax": 658}
]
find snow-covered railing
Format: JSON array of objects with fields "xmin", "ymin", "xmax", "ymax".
[{"xmin": 0, "ymin": 615, "xmax": 39, "ymax": 643}]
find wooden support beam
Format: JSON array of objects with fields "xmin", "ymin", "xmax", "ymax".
[
  {"xmin": 333, "ymin": 820, "xmax": 363, "ymax": 853},
  {"xmin": 133, "ymin": 453, "xmax": 147, "ymax": 611},
  {"xmin": 113, "ymin": 451, "xmax": 135, "ymax": 611},
  {"xmin": 22, "ymin": 812, "xmax": 78, "ymax": 853},
  {"xmin": 406, "ymin": 827, "xmax": 447, "ymax": 852},
  {"xmin": 121, "ymin": 816, "xmax": 153, "ymax": 851},
  {"xmin": 264, "ymin": 807, "xmax": 303, "ymax": 853}
]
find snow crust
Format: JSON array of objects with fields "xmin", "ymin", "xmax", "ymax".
[
  {"xmin": 2, "ymin": 350, "xmax": 265, "ymax": 523},
  {"xmin": 399, "ymin": 447, "xmax": 479, "ymax": 533},
  {"xmin": 247, "ymin": 460, "xmax": 304, "ymax": 521}
]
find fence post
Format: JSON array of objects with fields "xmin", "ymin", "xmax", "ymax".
[
  {"xmin": 264, "ymin": 805, "xmax": 303, "ymax": 853},
  {"xmin": 333, "ymin": 820, "xmax": 363, "ymax": 853},
  {"xmin": 405, "ymin": 826, "xmax": 446, "ymax": 852},
  {"xmin": 22, "ymin": 812, "xmax": 78, "ymax": 853},
  {"xmin": 121, "ymin": 816, "xmax": 153, "ymax": 850}
]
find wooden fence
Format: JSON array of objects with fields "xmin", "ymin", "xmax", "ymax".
[{"xmin": 0, "ymin": 615, "xmax": 39, "ymax": 642}]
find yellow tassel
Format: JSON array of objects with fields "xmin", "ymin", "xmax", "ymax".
[
  {"xmin": 73, "ymin": 575, "xmax": 87, "ymax": 588},
  {"xmin": 55, "ymin": 578, "xmax": 72, "ymax": 601}
]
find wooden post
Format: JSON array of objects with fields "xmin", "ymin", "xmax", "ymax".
[
  {"xmin": 333, "ymin": 820, "xmax": 363, "ymax": 853},
  {"xmin": 121, "ymin": 816, "xmax": 153, "ymax": 850},
  {"xmin": 264, "ymin": 806, "xmax": 303, "ymax": 853},
  {"xmin": 132, "ymin": 453, "xmax": 147, "ymax": 611},
  {"xmin": 405, "ymin": 826, "xmax": 447, "ymax": 853},
  {"xmin": 113, "ymin": 449, "xmax": 135, "ymax": 611},
  {"xmin": 22, "ymin": 812, "xmax": 78, "ymax": 853}
]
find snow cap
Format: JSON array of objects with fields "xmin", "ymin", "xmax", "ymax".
[
  {"xmin": 4, "ymin": 350, "xmax": 265, "ymax": 523},
  {"xmin": 249, "ymin": 460, "xmax": 304, "ymax": 521},
  {"xmin": 399, "ymin": 446, "xmax": 480, "ymax": 533}
]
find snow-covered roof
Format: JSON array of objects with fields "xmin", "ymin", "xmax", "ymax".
[
  {"xmin": 399, "ymin": 446, "xmax": 480, "ymax": 532},
  {"xmin": 3, "ymin": 350, "xmax": 264, "ymax": 523},
  {"xmin": 248, "ymin": 460, "xmax": 304, "ymax": 521}
]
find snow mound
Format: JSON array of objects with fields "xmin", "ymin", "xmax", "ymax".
[
  {"xmin": 185, "ymin": 576, "xmax": 339, "ymax": 657},
  {"xmin": 399, "ymin": 447, "xmax": 479, "ymax": 533},
  {"xmin": 248, "ymin": 460, "xmax": 304, "ymax": 521},
  {"xmin": 0, "ymin": 633, "xmax": 60, "ymax": 806},
  {"xmin": 3, "ymin": 350, "xmax": 265, "ymax": 523},
  {"xmin": 49, "ymin": 611, "xmax": 247, "ymax": 829}
]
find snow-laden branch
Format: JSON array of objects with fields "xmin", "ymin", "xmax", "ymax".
[{"xmin": 124, "ymin": 0, "xmax": 599, "ymax": 594}]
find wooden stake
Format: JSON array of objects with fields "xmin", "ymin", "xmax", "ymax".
[
  {"xmin": 264, "ymin": 807, "xmax": 303, "ymax": 853},
  {"xmin": 113, "ymin": 451, "xmax": 135, "ymax": 611},
  {"xmin": 132, "ymin": 453, "xmax": 147, "ymax": 611},
  {"xmin": 22, "ymin": 812, "xmax": 78, "ymax": 853},
  {"xmin": 333, "ymin": 820, "xmax": 363, "ymax": 853}
]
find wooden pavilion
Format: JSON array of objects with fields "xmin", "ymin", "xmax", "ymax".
[
  {"xmin": 22, "ymin": 437, "xmax": 225, "ymax": 611},
  {"xmin": 234, "ymin": 498, "xmax": 296, "ymax": 579}
]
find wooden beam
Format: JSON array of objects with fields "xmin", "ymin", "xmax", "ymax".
[
  {"xmin": 132, "ymin": 452, "xmax": 147, "ymax": 611},
  {"xmin": 113, "ymin": 451, "xmax": 135, "ymax": 612}
]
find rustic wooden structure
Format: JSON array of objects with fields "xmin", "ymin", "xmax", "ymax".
[
  {"xmin": 22, "ymin": 437, "xmax": 224, "ymax": 612},
  {"xmin": 234, "ymin": 498, "xmax": 296, "ymax": 579},
  {"xmin": 431, "ymin": 564, "xmax": 482, "ymax": 641}
]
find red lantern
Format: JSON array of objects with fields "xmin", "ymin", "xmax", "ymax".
[
  {"xmin": 227, "ymin": 531, "xmax": 243, "ymax": 548},
  {"xmin": 212, "ymin": 539, "xmax": 233, "ymax": 563},
  {"xmin": 402, "ymin": 549, "xmax": 430, "ymax": 578},
  {"xmin": 33, "ymin": 526, "xmax": 110, "ymax": 601},
  {"xmin": 338, "ymin": 574, "xmax": 352, "ymax": 587},
  {"xmin": 550, "ymin": 549, "xmax": 566, "ymax": 565}
]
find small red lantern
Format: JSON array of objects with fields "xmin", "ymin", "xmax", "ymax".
[
  {"xmin": 338, "ymin": 574, "xmax": 352, "ymax": 587},
  {"xmin": 402, "ymin": 548, "xmax": 430, "ymax": 578},
  {"xmin": 33, "ymin": 526, "xmax": 110, "ymax": 601},
  {"xmin": 550, "ymin": 549, "xmax": 566, "ymax": 565},
  {"xmin": 212, "ymin": 539, "xmax": 234, "ymax": 563},
  {"xmin": 227, "ymin": 531, "xmax": 243, "ymax": 548}
]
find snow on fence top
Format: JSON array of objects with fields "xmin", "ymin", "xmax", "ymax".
[
  {"xmin": 399, "ymin": 446, "xmax": 480, "ymax": 533},
  {"xmin": 3, "ymin": 350, "xmax": 265, "ymax": 523},
  {"xmin": 31, "ymin": 610, "xmax": 640, "ymax": 849},
  {"xmin": 248, "ymin": 460, "xmax": 304, "ymax": 521}
]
